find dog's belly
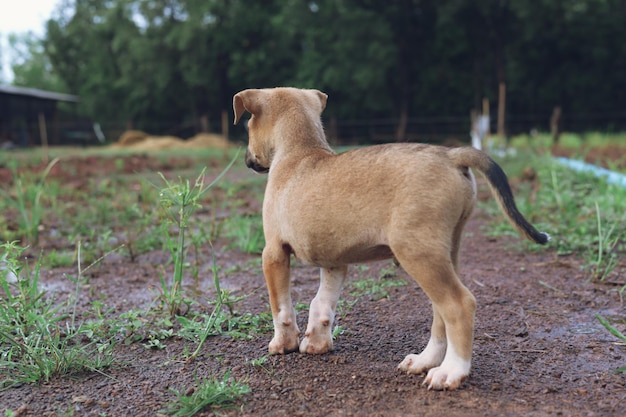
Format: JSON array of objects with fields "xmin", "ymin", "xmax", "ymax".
[
  {"xmin": 334, "ymin": 244, "xmax": 394, "ymax": 264},
  {"xmin": 292, "ymin": 242, "xmax": 394, "ymax": 268}
]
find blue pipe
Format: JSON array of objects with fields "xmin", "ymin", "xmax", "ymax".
[{"xmin": 554, "ymin": 157, "xmax": 626, "ymax": 188}]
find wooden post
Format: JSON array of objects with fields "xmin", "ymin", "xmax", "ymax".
[
  {"xmin": 482, "ymin": 97, "xmax": 490, "ymax": 135},
  {"xmin": 221, "ymin": 110, "xmax": 229, "ymax": 140},
  {"xmin": 395, "ymin": 107, "xmax": 408, "ymax": 142},
  {"xmin": 550, "ymin": 106, "xmax": 562, "ymax": 144},
  {"xmin": 328, "ymin": 116, "xmax": 339, "ymax": 145},
  {"xmin": 497, "ymin": 82, "xmax": 506, "ymax": 138},
  {"xmin": 38, "ymin": 112, "xmax": 49, "ymax": 164},
  {"xmin": 200, "ymin": 114, "xmax": 209, "ymax": 133}
]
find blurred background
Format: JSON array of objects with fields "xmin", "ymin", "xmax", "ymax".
[{"xmin": 0, "ymin": 0, "xmax": 625, "ymax": 147}]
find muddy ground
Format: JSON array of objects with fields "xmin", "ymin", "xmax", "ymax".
[{"xmin": 1, "ymin": 147, "xmax": 625, "ymax": 417}]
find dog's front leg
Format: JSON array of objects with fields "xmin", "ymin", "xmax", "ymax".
[
  {"xmin": 300, "ymin": 266, "xmax": 347, "ymax": 354},
  {"xmin": 263, "ymin": 244, "xmax": 300, "ymax": 354}
]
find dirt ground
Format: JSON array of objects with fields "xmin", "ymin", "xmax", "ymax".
[{"xmin": 1, "ymin": 148, "xmax": 625, "ymax": 417}]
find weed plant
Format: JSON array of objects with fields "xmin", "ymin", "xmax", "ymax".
[
  {"xmin": 157, "ymin": 169, "xmax": 206, "ymax": 316},
  {"xmin": 156, "ymin": 151, "xmax": 239, "ymax": 316}
]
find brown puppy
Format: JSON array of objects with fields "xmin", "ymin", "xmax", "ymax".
[{"xmin": 233, "ymin": 87, "xmax": 549, "ymax": 390}]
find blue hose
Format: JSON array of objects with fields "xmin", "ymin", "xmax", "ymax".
[{"xmin": 554, "ymin": 157, "xmax": 626, "ymax": 188}]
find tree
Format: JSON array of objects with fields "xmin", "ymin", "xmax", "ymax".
[
  {"xmin": 282, "ymin": 1, "xmax": 396, "ymax": 119},
  {"xmin": 27, "ymin": 0, "xmax": 626, "ymax": 139},
  {"xmin": 9, "ymin": 31, "xmax": 67, "ymax": 92},
  {"xmin": 508, "ymin": 0, "xmax": 626, "ymax": 130},
  {"xmin": 44, "ymin": 0, "xmax": 299, "ymax": 134}
]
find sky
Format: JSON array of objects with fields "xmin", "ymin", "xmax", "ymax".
[{"xmin": 0, "ymin": 0, "xmax": 60, "ymax": 82}]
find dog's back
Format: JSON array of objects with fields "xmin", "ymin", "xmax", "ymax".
[{"xmin": 267, "ymin": 143, "xmax": 478, "ymax": 268}]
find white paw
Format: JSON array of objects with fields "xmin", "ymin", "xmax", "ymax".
[
  {"xmin": 422, "ymin": 349, "xmax": 471, "ymax": 390},
  {"xmin": 398, "ymin": 352, "xmax": 442, "ymax": 375},
  {"xmin": 268, "ymin": 321, "xmax": 300, "ymax": 354},
  {"xmin": 299, "ymin": 326, "xmax": 333, "ymax": 354},
  {"xmin": 268, "ymin": 335, "xmax": 299, "ymax": 354},
  {"xmin": 398, "ymin": 338, "xmax": 446, "ymax": 375},
  {"xmin": 423, "ymin": 365, "xmax": 469, "ymax": 390}
]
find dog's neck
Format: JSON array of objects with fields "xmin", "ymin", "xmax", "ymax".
[{"xmin": 271, "ymin": 112, "xmax": 334, "ymax": 166}]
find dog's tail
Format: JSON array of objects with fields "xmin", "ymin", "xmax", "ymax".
[{"xmin": 449, "ymin": 147, "xmax": 550, "ymax": 245}]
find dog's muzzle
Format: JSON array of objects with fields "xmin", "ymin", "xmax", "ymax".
[{"xmin": 245, "ymin": 148, "xmax": 270, "ymax": 174}]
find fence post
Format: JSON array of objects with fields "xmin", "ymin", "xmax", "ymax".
[
  {"xmin": 221, "ymin": 110, "xmax": 229, "ymax": 140},
  {"xmin": 550, "ymin": 106, "xmax": 562, "ymax": 144},
  {"xmin": 482, "ymin": 97, "xmax": 490, "ymax": 135},
  {"xmin": 200, "ymin": 114, "xmax": 209, "ymax": 133},
  {"xmin": 497, "ymin": 82, "xmax": 506, "ymax": 138},
  {"xmin": 38, "ymin": 112, "xmax": 49, "ymax": 163}
]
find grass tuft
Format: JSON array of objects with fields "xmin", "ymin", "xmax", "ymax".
[
  {"xmin": 0, "ymin": 158, "xmax": 59, "ymax": 243},
  {"xmin": 479, "ymin": 151, "xmax": 626, "ymax": 280},
  {"xmin": 595, "ymin": 314, "xmax": 626, "ymax": 373},
  {"xmin": 161, "ymin": 371, "xmax": 250, "ymax": 417},
  {"xmin": 0, "ymin": 241, "xmax": 114, "ymax": 390}
]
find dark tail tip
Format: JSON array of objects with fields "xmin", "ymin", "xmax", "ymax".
[
  {"xmin": 533, "ymin": 231, "xmax": 551, "ymax": 245},
  {"xmin": 485, "ymin": 160, "xmax": 551, "ymax": 245}
]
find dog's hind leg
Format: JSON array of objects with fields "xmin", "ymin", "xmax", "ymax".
[
  {"xmin": 394, "ymin": 247, "xmax": 475, "ymax": 390},
  {"xmin": 300, "ymin": 265, "xmax": 347, "ymax": 354},
  {"xmin": 263, "ymin": 243, "xmax": 300, "ymax": 354},
  {"xmin": 398, "ymin": 214, "xmax": 470, "ymax": 378}
]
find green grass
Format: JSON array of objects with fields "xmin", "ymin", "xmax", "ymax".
[
  {"xmin": 156, "ymin": 150, "xmax": 239, "ymax": 316},
  {"xmin": 509, "ymin": 131, "xmax": 626, "ymax": 150},
  {"xmin": 222, "ymin": 214, "xmax": 265, "ymax": 254},
  {"xmin": 0, "ymin": 241, "xmax": 114, "ymax": 390},
  {"xmin": 2, "ymin": 139, "xmax": 622, "ymax": 410},
  {"xmin": 509, "ymin": 132, "xmax": 626, "ymax": 173},
  {"xmin": 333, "ymin": 262, "xmax": 407, "ymax": 325},
  {"xmin": 0, "ymin": 147, "xmax": 275, "ymax": 403},
  {"xmin": 349, "ymin": 275, "xmax": 406, "ymax": 301},
  {"xmin": 479, "ymin": 139, "xmax": 626, "ymax": 374},
  {"xmin": 161, "ymin": 371, "xmax": 250, "ymax": 416},
  {"xmin": 595, "ymin": 314, "xmax": 626, "ymax": 373},
  {"xmin": 348, "ymin": 263, "xmax": 406, "ymax": 301},
  {"xmin": 43, "ymin": 249, "xmax": 75, "ymax": 268},
  {"xmin": 0, "ymin": 158, "xmax": 59, "ymax": 244},
  {"xmin": 0, "ymin": 233, "xmax": 272, "ymax": 392},
  {"xmin": 157, "ymin": 168, "xmax": 210, "ymax": 316},
  {"xmin": 479, "ymin": 150, "xmax": 626, "ymax": 281}
]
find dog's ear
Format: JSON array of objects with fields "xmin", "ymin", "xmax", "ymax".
[
  {"xmin": 233, "ymin": 89, "xmax": 262, "ymax": 125},
  {"xmin": 314, "ymin": 90, "xmax": 328, "ymax": 111}
]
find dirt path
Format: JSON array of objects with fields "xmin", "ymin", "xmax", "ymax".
[{"xmin": 1, "ymin": 153, "xmax": 624, "ymax": 416}]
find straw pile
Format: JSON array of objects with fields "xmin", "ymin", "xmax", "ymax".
[{"xmin": 111, "ymin": 131, "xmax": 231, "ymax": 151}]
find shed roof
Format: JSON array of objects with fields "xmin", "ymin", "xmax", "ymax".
[{"xmin": 0, "ymin": 84, "xmax": 78, "ymax": 103}]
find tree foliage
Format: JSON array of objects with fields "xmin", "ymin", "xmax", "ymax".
[
  {"xmin": 8, "ymin": 32, "xmax": 67, "ymax": 92},
  {"xmin": 4, "ymin": 0, "xmax": 625, "ymax": 137}
]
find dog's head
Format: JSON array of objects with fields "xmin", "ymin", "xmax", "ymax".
[{"xmin": 233, "ymin": 87, "xmax": 328, "ymax": 174}]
